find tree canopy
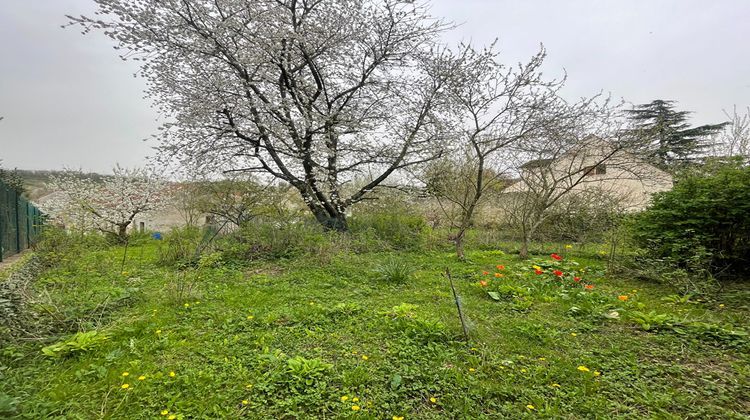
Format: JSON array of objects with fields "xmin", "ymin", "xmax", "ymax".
[
  {"xmin": 68, "ymin": 0, "xmax": 454, "ymax": 230},
  {"xmin": 626, "ymin": 100, "xmax": 728, "ymax": 169}
]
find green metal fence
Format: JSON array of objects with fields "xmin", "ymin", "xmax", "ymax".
[{"xmin": 0, "ymin": 180, "xmax": 43, "ymax": 261}]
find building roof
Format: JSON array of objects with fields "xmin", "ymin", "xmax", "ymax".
[{"xmin": 519, "ymin": 158, "xmax": 553, "ymax": 169}]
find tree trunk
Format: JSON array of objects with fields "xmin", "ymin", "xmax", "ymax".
[
  {"xmin": 519, "ymin": 235, "xmax": 530, "ymax": 259},
  {"xmin": 309, "ymin": 206, "xmax": 348, "ymax": 232},
  {"xmin": 455, "ymin": 232, "xmax": 466, "ymax": 261},
  {"xmin": 116, "ymin": 222, "xmax": 130, "ymax": 243}
]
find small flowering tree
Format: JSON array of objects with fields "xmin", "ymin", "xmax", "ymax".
[{"xmin": 45, "ymin": 166, "xmax": 167, "ymax": 242}]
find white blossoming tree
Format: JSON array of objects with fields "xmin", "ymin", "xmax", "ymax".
[
  {"xmin": 45, "ymin": 166, "xmax": 167, "ymax": 242},
  {"xmin": 67, "ymin": 0, "xmax": 455, "ymax": 231}
]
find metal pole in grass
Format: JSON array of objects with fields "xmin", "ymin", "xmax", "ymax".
[
  {"xmin": 445, "ymin": 268, "xmax": 470, "ymax": 343},
  {"xmin": 120, "ymin": 236, "xmax": 130, "ymax": 275}
]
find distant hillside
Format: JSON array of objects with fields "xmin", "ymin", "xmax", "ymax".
[{"xmin": 15, "ymin": 169, "xmax": 107, "ymax": 201}]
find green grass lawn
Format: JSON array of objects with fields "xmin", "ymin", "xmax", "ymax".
[{"xmin": 2, "ymin": 240, "xmax": 749, "ymax": 419}]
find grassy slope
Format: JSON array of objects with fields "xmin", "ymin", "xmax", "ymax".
[{"xmin": 2, "ymin": 241, "xmax": 749, "ymax": 419}]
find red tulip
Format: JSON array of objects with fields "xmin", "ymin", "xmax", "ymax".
[
  {"xmin": 551, "ymin": 253, "xmax": 562, "ymax": 261},
  {"xmin": 534, "ymin": 269, "xmax": 544, "ymax": 275},
  {"xmin": 574, "ymin": 276, "xmax": 581, "ymax": 282},
  {"xmin": 496, "ymin": 265, "xmax": 505, "ymax": 270},
  {"xmin": 585, "ymin": 284, "xmax": 594, "ymax": 290},
  {"xmin": 553, "ymin": 270, "xmax": 564, "ymax": 277},
  {"xmin": 482, "ymin": 271, "xmax": 489, "ymax": 276}
]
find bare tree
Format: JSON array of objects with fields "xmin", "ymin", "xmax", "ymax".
[
  {"xmin": 421, "ymin": 44, "xmax": 561, "ymax": 260},
  {"xmin": 712, "ymin": 105, "xmax": 750, "ymax": 159},
  {"xmin": 500, "ymin": 97, "xmax": 663, "ymax": 259},
  {"xmin": 68, "ymin": 0, "xmax": 456, "ymax": 231},
  {"xmin": 194, "ymin": 176, "xmax": 293, "ymax": 227}
]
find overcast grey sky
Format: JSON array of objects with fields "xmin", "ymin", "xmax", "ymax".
[{"xmin": 1, "ymin": 0, "xmax": 749, "ymax": 174}]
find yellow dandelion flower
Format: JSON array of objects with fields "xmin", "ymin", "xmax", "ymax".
[
  {"xmin": 551, "ymin": 383, "xmax": 561, "ymax": 388},
  {"xmin": 538, "ymin": 357, "xmax": 546, "ymax": 361},
  {"xmin": 168, "ymin": 415, "xmax": 176, "ymax": 420},
  {"xmin": 520, "ymin": 368, "xmax": 527, "ymax": 373},
  {"xmin": 719, "ymin": 304, "xmax": 725, "ymax": 308},
  {"xmin": 169, "ymin": 371, "xmax": 176, "ymax": 377},
  {"xmin": 195, "ymin": 301, "xmax": 201, "ymax": 304},
  {"xmin": 429, "ymin": 397, "xmax": 437, "ymax": 403},
  {"xmin": 470, "ymin": 347, "xmax": 478, "ymax": 351},
  {"xmin": 138, "ymin": 375, "xmax": 146, "ymax": 381},
  {"xmin": 393, "ymin": 416, "xmax": 404, "ymax": 420},
  {"xmin": 594, "ymin": 371, "xmax": 601, "ymax": 376},
  {"xmin": 361, "ymin": 355, "xmax": 369, "ymax": 360},
  {"xmin": 469, "ymin": 368, "xmax": 476, "ymax": 372},
  {"xmin": 571, "ymin": 333, "xmax": 578, "ymax": 337},
  {"xmin": 577, "ymin": 365, "xmax": 590, "ymax": 372},
  {"xmin": 526, "ymin": 404, "xmax": 535, "ymax": 410},
  {"xmin": 565, "ymin": 244, "xmax": 573, "ymax": 249},
  {"xmin": 247, "ymin": 315, "xmax": 254, "ymax": 320},
  {"xmin": 246, "ymin": 384, "xmax": 253, "ymax": 389},
  {"xmin": 352, "ymin": 397, "xmax": 359, "ymax": 402},
  {"xmin": 156, "ymin": 329, "xmax": 162, "ymax": 334},
  {"xmin": 161, "ymin": 410, "xmax": 169, "ymax": 416},
  {"xmin": 351, "ymin": 405, "xmax": 361, "ymax": 411},
  {"xmin": 341, "ymin": 396, "xmax": 349, "ymax": 401},
  {"xmin": 532, "ymin": 265, "xmax": 542, "ymax": 271},
  {"xmin": 242, "ymin": 400, "xmax": 248, "ymax": 405},
  {"xmin": 121, "ymin": 384, "xmax": 129, "ymax": 389},
  {"xmin": 122, "ymin": 372, "xmax": 129, "ymax": 377},
  {"xmin": 184, "ymin": 303, "xmax": 190, "ymax": 308}
]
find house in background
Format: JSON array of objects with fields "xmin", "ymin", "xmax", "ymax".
[{"xmin": 503, "ymin": 138, "xmax": 673, "ymax": 211}]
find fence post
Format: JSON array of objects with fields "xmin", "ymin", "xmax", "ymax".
[
  {"xmin": 14, "ymin": 190, "xmax": 21, "ymax": 253},
  {"xmin": 0, "ymin": 189, "xmax": 3, "ymax": 262},
  {"xmin": 26, "ymin": 201, "xmax": 31, "ymax": 249}
]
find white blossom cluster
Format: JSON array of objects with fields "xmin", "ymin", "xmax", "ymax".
[{"xmin": 44, "ymin": 166, "xmax": 167, "ymax": 239}]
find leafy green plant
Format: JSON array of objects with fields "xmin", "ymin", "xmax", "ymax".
[
  {"xmin": 628, "ymin": 311, "xmax": 679, "ymax": 332},
  {"xmin": 41, "ymin": 330, "xmax": 109, "ymax": 358},
  {"xmin": 487, "ymin": 284, "xmax": 528, "ymax": 301},
  {"xmin": 374, "ymin": 258, "xmax": 414, "ymax": 283},
  {"xmin": 285, "ymin": 356, "xmax": 333, "ymax": 385},
  {"xmin": 383, "ymin": 303, "xmax": 420, "ymax": 318},
  {"xmin": 661, "ymin": 294, "xmax": 694, "ymax": 304}
]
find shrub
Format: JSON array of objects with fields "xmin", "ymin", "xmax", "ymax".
[
  {"xmin": 220, "ymin": 218, "xmax": 328, "ymax": 261},
  {"xmin": 157, "ymin": 226, "xmax": 204, "ymax": 267},
  {"xmin": 34, "ymin": 227, "xmax": 108, "ymax": 268},
  {"xmin": 629, "ymin": 160, "xmax": 750, "ymax": 278},
  {"xmin": 349, "ymin": 200, "xmax": 430, "ymax": 250}
]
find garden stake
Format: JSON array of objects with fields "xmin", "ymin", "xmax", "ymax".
[
  {"xmin": 445, "ymin": 268, "xmax": 470, "ymax": 343},
  {"xmin": 120, "ymin": 237, "xmax": 129, "ymax": 274}
]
